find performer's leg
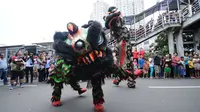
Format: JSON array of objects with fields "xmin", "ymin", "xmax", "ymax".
[
  {"xmin": 51, "ymin": 83, "xmax": 63, "ymax": 106},
  {"xmin": 69, "ymin": 77, "xmax": 87, "ymax": 95},
  {"xmin": 127, "ymin": 75, "xmax": 136, "ymax": 88},
  {"xmin": 111, "ymin": 65, "xmax": 129, "ymax": 85},
  {"xmin": 29, "ymin": 67, "xmax": 34, "ymax": 83},
  {"xmin": 92, "ymin": 79, "xmax": 104, "ymax": 112},
  {"xmin": 18, "ymin": 71, "xmax": 24, "ymax": 88},
  {"xmin": 10, "ymin": 71, "xmax": 16, "ymax": 90},
  {"xmin": 111, "ymin": 65, "xmax": 142, "ymax": 88},
  {"xmin": 25, "ymin": 67, "xmax": 29, "ymax": 83}
]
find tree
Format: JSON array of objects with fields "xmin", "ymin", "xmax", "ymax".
[{"xmin": 154, "ymin": 31, "xmax": 169, "ymax": 56}]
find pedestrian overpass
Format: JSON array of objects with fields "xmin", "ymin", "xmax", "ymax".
[{"xmin": 108, "ymin": 0, "xmax": 200, "ymax": 56}]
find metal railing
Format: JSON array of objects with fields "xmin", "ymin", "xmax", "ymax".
[
  {"xmin": 192, "ymin": 0, "xmax": 200, "ymax": 14},
  {"xmin": 108, "ymin": 0, "xmax": 200, "ymax": 47},
  {"xmin": 181, "ymin": 6, "xmax": 190, "ymax": 21},
  {"xmin": 134, "ymin": 12, "xmax": 181, "ymax": 41}
]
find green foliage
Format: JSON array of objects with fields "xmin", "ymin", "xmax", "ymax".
[
  {"xmin": 149, "ymin": 43, "xmax": 155, "ymax": 48},
  {"xmin": 153, "ymin": 32, "xmax": 169, "ymax": 56},
  {"xmin": 144, "ymin": 52, "xmax": 152, "ymax": 59}
]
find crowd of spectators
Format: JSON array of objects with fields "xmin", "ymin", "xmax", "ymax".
[
  {"xmin": 130, "ymin": 48, "xmax": 200, "ymax": 79},
  {"xmin": 1, "ymin": 47, "xmax": 200, "ymax": 90},
  {"xmin": 0, "ymin": 50, "xmax": 56, "ymax": 90}
]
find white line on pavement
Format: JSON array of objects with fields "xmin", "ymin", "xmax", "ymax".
[
  {"xmin": 22, "ymin": 85, "xmax": 38, "ymax": 87},
  {"xmin": 0, "ymin": 84, "xmax": 38, "ymax": 87},
  {"xmin": 149, "ymin": 86, "xmax": 200, "ymax": 89}
]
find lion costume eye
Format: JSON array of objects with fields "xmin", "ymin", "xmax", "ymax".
[
  {"xmin": 74, "ymin": 39, "xmax": 85, "ymax": 51},
  {"xmin": 71, "ymin": 29, "xmax": 91, "ymax": 54}
]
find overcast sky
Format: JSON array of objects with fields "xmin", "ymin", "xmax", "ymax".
[{"xmin": 0, "ymin": 0, "xmax": 158, "ymax": 45}]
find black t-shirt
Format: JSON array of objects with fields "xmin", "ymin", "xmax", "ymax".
[{"xmin": 154, "ymin": 56, "xmax": 161, "ymax": 65}]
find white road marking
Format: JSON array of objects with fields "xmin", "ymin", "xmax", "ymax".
[
  {"xmin": 0, "ymin": 84, "xmax": 38, "ymax": 87},
  {"xmin": 22, "ymin": 85, "xmax": 38, "ymax": 87},
  {"xmin": 149, "ymin": 86, "xmax": 200, "ymax": 89}
]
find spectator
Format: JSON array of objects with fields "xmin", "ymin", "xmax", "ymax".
[
  {"xmin": 132, "ymin": 48, "xmax": 138, "ymax": 62},
  {"xmin": 50, "ymin": 56, "xmax": 55, "ymax": 65},
  {"xmin": 164, "ymin": 64, "xmax": 171, "ymax": 79},
  {"xmin": 184, "ymin": 53, "xmax": 190, "ymax": 78},
  {"xmin": 160, "ymin": 56, "xmax": 166, "ymax": 78},
  {"xmin": 138, "ymin": 55, "xmax": 144, "ymax": 69},
  {"xmin": 188, "ymin": 57, "xmax": 195, "ymax": 78},
  {"xmin": 139, "ymin": 48, "xmax": 145, "ymax": 59},
  {"xmin": 193, "ymin": 54, "xmax": 200, "ymax": 78},
  {"xmin": 149, "ymin": 55, "xmax": 154, "ymax": 78},
  {"xmin": 143, "ymin": 59, "xmax": 149, "ymax": 78},
  {"xmin": 153, "ymin": 53, "xmax": 161, "ymax": 78},
  {"xmin": 33, "ymin": 58, "xmax": 38, "ymax": 80},
  {"xmin": 138, "ymin": 56, "xmax": 144, "ymax": 77},
  {"xmin": 177, "ymin": 57, "xmax": 186, "ymax": 78},
  {"xmin": 172, "ymin": 53, "xmax": 178, "ymax": 78},
  {"xmin": 37, "ymin": 53, "xmax": 46, "ymax": 82},
  {"xmin": 45, "ymin": 57, "xmax": 51, "ymax": 80},
  {"xmin": 0, "ymin": 53, "xmax": 8, "ymax": 85},
  {"xmin": 133, "ymin": 59, "xmax": 138, "ymax": 70},
  {"xmin": 24, "ymin": 52, "xmax": 34, "ymax": 83}
]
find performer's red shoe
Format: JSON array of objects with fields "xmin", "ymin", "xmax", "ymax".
[
  {"xmin": 113, "ymin": 79, "xmax": 119, "ymax": 85},
  {"xmin": 78, "ymin": 88, "xmax": 87, "ymax": 95},
  {"xmin": 94, "ymin": 104, "xmax": 104, "ymax": 112},
  {"xmin": 52, "ymin": 101, "xmax": 62, "ymax": 106},
  {"xmin": 134, "ymin": 69, "xmax": 143, "ymax": 76}
]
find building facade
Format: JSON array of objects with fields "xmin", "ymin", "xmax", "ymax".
[
  {"xmin": 90, "ymin": 0, "xmax": 110, "ymax": 25},
  {"xmin": 134, "ymin": 0, "xmax": 144, "ymax": 15},
  {"xmin": 114, "ymin": 0, "xmax": 144, "ymax": 16}
]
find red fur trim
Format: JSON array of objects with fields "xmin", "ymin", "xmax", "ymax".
[
  {"xmin": 93, "ymin": 97, "xmax": 105, "ymax": 105},
  {"xmin": 52, "ymin": 101, "xmax": 62, "ymax": 106},
  {"xmin": 94, "ymin": 104, "xmax": 104, "ymax": 112},
  {"xmin": 113, "ymin": 79, "xmax": 117, "ymax": 83},
  {"xmin": 108, "ymin": 16, "xmax": 119, "ymax": 29},
  {"xmin": 120, "ymin": 40, "xmax": 126, "ymax": 66}
]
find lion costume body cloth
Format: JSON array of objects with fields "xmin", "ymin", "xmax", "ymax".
[{"xmin": 49, "ymin": 21, "xmax": 113, "ymax": 111}]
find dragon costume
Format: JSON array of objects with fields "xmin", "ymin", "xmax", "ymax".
[
  {"xmin": 104, "ymin": 6, "xmax": 142, "ymax": 88},
  {"xmin": 49, "ymin": 21, "xmax": 113, "ymax": 112}
]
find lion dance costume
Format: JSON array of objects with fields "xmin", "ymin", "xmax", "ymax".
[
  {"xmin": 49, "ymin": 21, "xmax": 113, "ymax": 112},
  {"xmin": 103, "ymin": 6, "xmax": 142, "ymax": 88}
]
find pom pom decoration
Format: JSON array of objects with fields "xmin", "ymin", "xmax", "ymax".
[
  {"xmin": 134, "ymin": 69, "xmax": 142, "ymax": 76},
  {"xmin": 175, "ymin": 56, "xmax": 181, "ymax": 62}
]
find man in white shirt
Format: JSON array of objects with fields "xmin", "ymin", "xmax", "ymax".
[
  {"xmin": 24, "ymin": 53, "xmax": 34, "ymax": 83},
  {"xmin": 0, "ymin": 53, "xmax": 8, "ymax": 85}
]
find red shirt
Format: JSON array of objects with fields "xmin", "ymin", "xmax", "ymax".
[
  {"xmin": 139, "ymin": 50, "xmax": 145, "ymax": 58},
  {"xmin": 132, "ymin": 51, "xmax": 138, "ymax": 59},
  {"xmin": 172, "ymin": 56, "xmax": 177, "ymax": 66}
]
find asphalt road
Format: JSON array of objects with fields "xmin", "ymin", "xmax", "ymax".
[{"xmin": 0, "ymin": 79, "xmax": 200, "ymax": 112}]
